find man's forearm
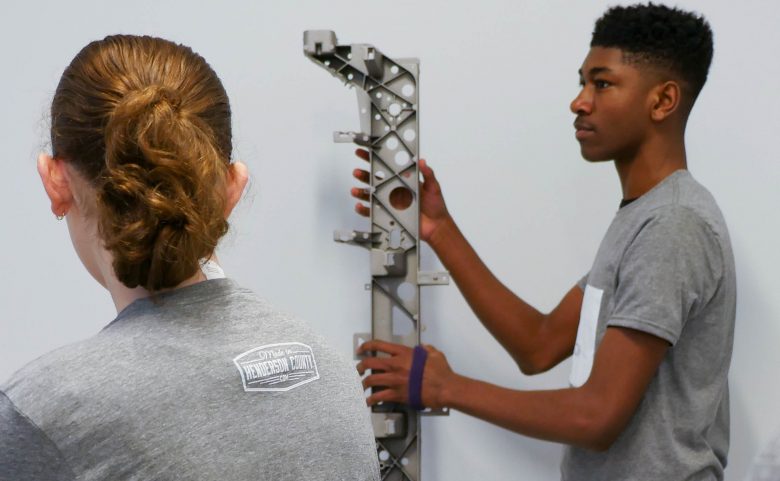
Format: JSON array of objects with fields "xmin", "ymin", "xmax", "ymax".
[
  {"xmin": 442, "ymin": 373, "xmax": 615, "ymax": 451},
  {"xmin": 427, "ymin": 216, "xmax": 550, "ymax": 371}
]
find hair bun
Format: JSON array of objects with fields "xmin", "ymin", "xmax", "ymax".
[
  {"xmin": 116, "ymin": 85, "xmax": 182, "ymax": 117},
  {"xmin": 51, "ymin": 35, "xmax": 232, "ymax": 291}
]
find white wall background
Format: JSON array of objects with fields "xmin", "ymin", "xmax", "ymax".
[{"xmin": 1, "ymin": 1, "xmax": 778, "ymax": 479}]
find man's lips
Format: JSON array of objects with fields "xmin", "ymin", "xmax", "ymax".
[{"xmin": 574, "ymin": 119, "xmax": 595, "ymax": 141}]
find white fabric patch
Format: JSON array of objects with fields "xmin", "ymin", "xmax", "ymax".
[
  {"xmin": 569, "ymin": 285, "xmax": 603, "ymax": 387},
  {"xmin": 234, "ymin": 342, "xmax": 320, "ymax": 392},
  {"xmin": 200, "ymin": 259, "xmax": 226, "ymax": 280}
]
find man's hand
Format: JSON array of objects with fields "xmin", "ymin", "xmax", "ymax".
[
  {"xmin": 350, "ymin": 149, "xmax": 451, "ymax": 243},
  {"xmin": 356, "ymin": 340, "xmax": 456, "ymax": 409},
  {"xmin": 356, "ymin": 328, "xmax": 668, "ymax": 451}
]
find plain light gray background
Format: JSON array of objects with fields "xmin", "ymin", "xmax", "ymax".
[{"xmin": 1, "ymin": 1, "xmax": 777, "ymax": 480}]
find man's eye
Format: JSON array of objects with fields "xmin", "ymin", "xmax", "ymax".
[{"xmin": 595, "ymin": 79, "xmax": 611, "ymax": 89}]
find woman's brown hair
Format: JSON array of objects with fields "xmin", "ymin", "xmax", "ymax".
[{"xmin": 51, "ymin": 35, "xmax": 232, "ymax": 291}]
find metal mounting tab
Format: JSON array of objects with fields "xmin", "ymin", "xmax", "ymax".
[
  {"xmin": 417, "ymin": 271, "xmax": 450, "ymax": 286},
  {"xmin": 333, "ymin": 131, "xmax": 374, "ymax": 146}
]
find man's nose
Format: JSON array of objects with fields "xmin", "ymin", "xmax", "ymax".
[{"xmin": 570, "ymin": 89, "xmax": 592, "ymax": 115}]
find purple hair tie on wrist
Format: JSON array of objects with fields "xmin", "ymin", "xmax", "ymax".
[{"xmin": 408, "ymin": 345, "xmax": 428, "ymax": 411}]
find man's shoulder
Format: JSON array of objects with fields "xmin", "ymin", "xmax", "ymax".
[
  {"xmin": 623, "ymin": 170, "xmax": 730, "ymax": 245},
  {"xmin": 650, "ymin": 171, "xmax": 726, "ymax": 226}
]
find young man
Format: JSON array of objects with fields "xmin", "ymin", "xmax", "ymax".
[{"xmin": 352, "ymin": 4, "xmax": 735, "ymax": 480}]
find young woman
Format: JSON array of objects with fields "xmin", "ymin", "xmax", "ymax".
[{"xmin": 0, "ymin": 35, "xmax": 379, "ymax": 481}]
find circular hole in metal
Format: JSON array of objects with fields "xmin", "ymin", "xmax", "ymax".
[
  {"xmin": 394, "ymin": 151, "xmax": 410, "ymax": 166},
  {"xmin": 401, "ymin": 457, "xmax": 409, "ymax": 466},
  {"xmin": 389, "ymin": 186, "xmax": 413, "ymax": 211},
  {"xmin": 390, "ymin": 65, "xmax": 399, "ymax": 74},
  {"xmin": 347, "ymin": 73, "xmax": 354, "ymax": 80},
  {"xmin": 379, "ymin": 450, "xmax": 390, "ymax": 462},
  {"xmin": 402, "ymin": 84, "xmax": 415, "ymax": 97},
  {"xmin": 374, "ymin": 114, "xmax": 381, "ymax": 120},
  {"xmin": 376, "ymin": 92, "xmax": 382, "ymax": 99},
  {"xmin": 386, "ymin": 137, "xmax": 399, "ymax": 150},
  {"xmin": 403, "ymin": 129, "xmax": 416, "ymax": 142},
  {"xmin": 375, "ymin": 170, "xmax": 386, "ymax": 180},
  {"xmin": 388, "ymin": 103, "xmax": 402, "ymax": 116},
  {"xmin": 397, "ymin": 282, "xmax": 415, "ymax": 301}
]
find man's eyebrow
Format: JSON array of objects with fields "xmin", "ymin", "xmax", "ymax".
[{"xmin": 578, "ymin": 66, "xmax": 613, "ymax": 78}]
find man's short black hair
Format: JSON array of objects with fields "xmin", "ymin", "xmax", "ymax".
[{"xmin": 591, "ymin": 3, "xmax": 713, "ymax": 104}]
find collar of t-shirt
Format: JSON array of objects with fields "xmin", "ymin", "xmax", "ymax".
[{"xmin": 619, "ymin": 197, "xmax": 638, "ymax": 209}]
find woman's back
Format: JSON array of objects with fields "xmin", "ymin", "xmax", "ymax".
[
  {"xmin": 0, "ymin": 34, "xmax": 379, "ymax": 480},
  {"xmin": 3, "ymin": 279, "xmax": 378, "ymax": 480}
]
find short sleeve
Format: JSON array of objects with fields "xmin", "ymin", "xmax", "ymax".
[
  {"xmin": 608, "ymin": 206, "xmax": 723, "ymax": 345},
  {"xmin": 577, "ymin": 272, "xmax": 589, "ymax": 292},
  {"xmin": 0, "ymin": 391, "xmax": 75, "ymax": 481}
]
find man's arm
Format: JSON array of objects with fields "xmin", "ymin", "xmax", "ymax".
[
  {"xmin": 428, "ymin": 216, "xmax": 584, "ymax": 374},
  {"xmin": 358, "ymin": 326, "xmax": 668, "ymax": 451},
  {"xmin": 352, "ymin": 150, "xmax": 583, "ymax": 374}
]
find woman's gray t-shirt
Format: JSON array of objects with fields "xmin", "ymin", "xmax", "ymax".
[{"xmin": 1, "ymin": 279, "xmax": 380, "ymax": 481}]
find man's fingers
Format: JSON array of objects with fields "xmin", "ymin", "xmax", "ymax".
[
  {"xmin": 353, "ymin": 168, "xmax": 370, "ymax": 184},
  {"xmin": 419, "ymin": 158, "xmax": 433, "ymax": 178},
  {"xmin": 354, "ymin": 203, "xmax": 370, "ymax": 217},
  {"xmin": 355, "ymin": 148, "xmax": 370, "ymax": 162},
  {"xmin": 362, "ymin": 373, "xmax": 405, "ymax": 390},
  {"xmin": 366, "ymin": 388, "xmax": 404, "ymax": 406},
  {"xmin": 356, "ymin": 356, "xmax": 398, "ymax": 375},
  {"xmin": 358, "ymin": 340, "xmax": 409, "ymax": 356},
  {"xmin": 351, "ymin": 187, "xmax": 370, "ymax": 202},
  {"xmin": 419, "ymin": 158, "xmax": 440, "ymax": 193}
]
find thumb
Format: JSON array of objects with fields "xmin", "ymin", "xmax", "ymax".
[{"xmin": 419, "ymin": 159, "xmax": 439, "ymax": 191}]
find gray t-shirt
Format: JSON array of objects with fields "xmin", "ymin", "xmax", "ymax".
[
  {"xmin": 1, "ymin": 279, "xmax": 380, "ymax": 481},
  {"xmin": 562, "ymin": 170, "xmax": 736, "ymax": 481}
]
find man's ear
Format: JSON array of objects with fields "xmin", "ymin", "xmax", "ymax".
[
  {"xmin": 650, "ymin": 81, "xmax": 681, "ymax": 122},
  {"xmin": 37, "ymin": 153, "xmax": 74, "ymax": 217},
  {"xmin": 224, "ymin": 160, "xmax": 249, "ymax": 218}
]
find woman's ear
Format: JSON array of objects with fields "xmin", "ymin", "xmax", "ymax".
[
  {"xmin": 224, "ymin": 160, "xmax": 249, "ymax": 218},
  {"xmin": 37, "ymin": 153, "xmax": 74, "ymax": 217}
]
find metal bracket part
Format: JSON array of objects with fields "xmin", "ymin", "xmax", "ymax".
[
  {"xmin": 334, "ymin": 131, "xmax": 374, "ymax": 146},
  {"xmin": 305, "ymin": 30, "xmax": 449, "ymax": 481},
  {"xmin": 334, "ymin": 230, "xmax": 379, "ymax": 248},
  {"xmin": 417, "ymin": 271, "xmax": 450, "ymax": 286}
]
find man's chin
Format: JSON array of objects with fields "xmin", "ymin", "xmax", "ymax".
[{"xmin": 579, "ymin": 146, "xmax": 613, "ymax": 163}]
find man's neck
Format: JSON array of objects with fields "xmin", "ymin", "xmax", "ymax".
[{"xmin": 614, "ymin": 136, "xmax": 688, "ymax": 200}]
